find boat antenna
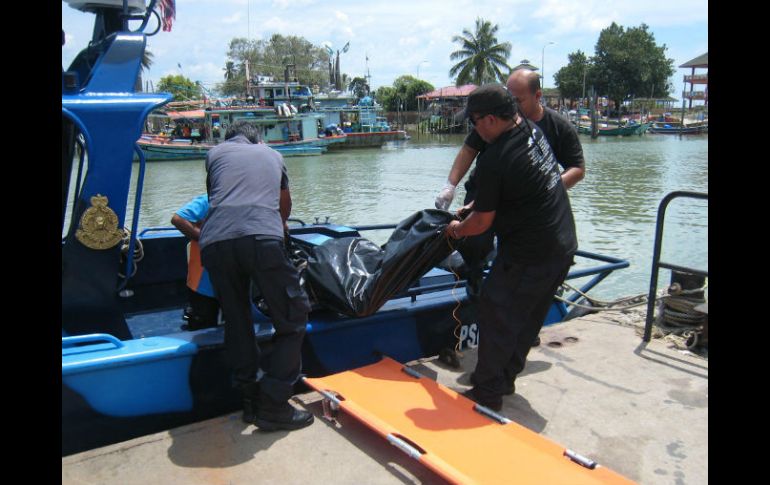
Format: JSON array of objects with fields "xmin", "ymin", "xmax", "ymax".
[{"xmin": 365, "ymin": 53, "xmax": 371, "ymax": 94}]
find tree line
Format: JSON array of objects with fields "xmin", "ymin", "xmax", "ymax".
[{"xmin": 153, "ymin": 20, "xmax": 674, "ymax": 113}]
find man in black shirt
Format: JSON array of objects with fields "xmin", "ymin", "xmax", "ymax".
[
  {"xmin": 437, "ymin": 69, "xmax": 584, "ymax": 341},
  {"xmin": 435, "ymin": 69, "xmax": 585, "ymax": 208},
  {"xmin": 446, "ymin": 84, "xmax": 577, "ymax": 411}
]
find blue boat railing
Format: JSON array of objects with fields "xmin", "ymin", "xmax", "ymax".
[
  {"xmin": 118, "ymin": 144, "xmax": 148, "ymax": 291},
  {"xmin": 133, "ymin": 222, "xmax": 629, "ymax": 307},
  {"xmin": 62, "ymin": 333, "xmax": 125, "ymax": 349},
  {"xmin": 643, "ymin": 191, "xmax": 708, "ymax": 342}
]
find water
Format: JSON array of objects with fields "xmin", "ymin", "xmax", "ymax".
[{"xmin": 65, "ymin": 133, "xmax": 708, "ymax": 301}]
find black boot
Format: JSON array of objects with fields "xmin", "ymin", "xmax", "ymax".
[
  {"xmin": 256, "ymin": 393, "xmax": 314, "ymax": 432},
  {"xmin": 239, "ymin": 381, "xmax": 261, "ymax": 424}
]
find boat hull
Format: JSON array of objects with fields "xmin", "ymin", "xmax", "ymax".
[
  {"xmin": 136, "ymin": 136, "xmax": 341, "ymax": 160},
  {"xmin": 61, "ymin": 226, "xmax": 626, "ymax": 456},
  {"xmin": 327, "ymin": 131, "xmax": 408, "ymax": 148}
]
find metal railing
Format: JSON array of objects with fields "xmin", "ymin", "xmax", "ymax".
[{"xmin": 643, "ymin": 191, "xmax": 708, "ymax": 342}]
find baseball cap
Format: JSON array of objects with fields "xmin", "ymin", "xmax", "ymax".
[{"xmin": 463, "ymin": 84, "xmax": 517, "ymax": 120}]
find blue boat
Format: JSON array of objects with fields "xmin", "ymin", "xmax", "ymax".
[
  {"xmin": 314, "ymin": 94, "xmax": 408, "ymax": 147},
  {"xmin": 137, "ymin": 106, "xmax": 345, "ymax": 160},
  {"xmin": 61, "ymin": 0, "xmax": 628, "ymax": 456}
]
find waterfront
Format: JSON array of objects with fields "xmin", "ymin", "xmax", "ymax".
[{"xmin": 65, "ymin": 132, "xmax": 707, "ymax": 301}]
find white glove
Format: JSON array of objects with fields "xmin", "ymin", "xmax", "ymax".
[{"xmin": 434, "ymin": 182, "xmax": 456, "ymax": 211}]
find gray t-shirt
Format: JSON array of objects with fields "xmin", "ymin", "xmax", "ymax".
[{"xmin": 199, "ymin": 135, "xmax": 289, "ymax": 249}]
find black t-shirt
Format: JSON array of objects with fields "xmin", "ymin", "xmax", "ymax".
[
  {"xmin": 464, "ymin": 107, "xmax": 584, "ymax": 171},
  {"xmin": 473, "ymin": 120, "xmax": 577, "ymax": 263}
]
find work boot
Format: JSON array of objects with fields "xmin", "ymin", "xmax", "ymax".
[
  {"xmin": 461, "ymin": 388, "xmax": 503, "ymax": 412},
  {"xmin": 470, "ymin": 372, "xmax": 515, "ymax": 395},
  {"xmin": 256, "ymin": 397, "xmax": 314, "ymax": 431},
  {"xmin": 239, "ymin": 381, "xmax": 261, "ymax": 424}
]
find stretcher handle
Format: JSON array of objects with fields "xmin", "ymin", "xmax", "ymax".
[
  {"xmin": 473, "ymin": 404, "xmax": 512, "ymax": 424},
  {"xmin": 387, "ymin": 434, "xmax": 423, "ymax": 460},
  {"xmin": 564, "ymin": 449, "xmax": 598, "ymax": 469}
]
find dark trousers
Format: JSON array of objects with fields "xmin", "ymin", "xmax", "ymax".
[
  {"xmin": 201, "ymin": 237, "xmax": 310, "ymax": 404},
  {"xmin": 473, "ymin": 253, "xmax": 573, "ymax": 399}
]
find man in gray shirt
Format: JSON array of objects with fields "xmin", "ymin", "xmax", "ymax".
[{"xmin": 200, "ymin": 121, "xmax": 313, "ymax": 431}]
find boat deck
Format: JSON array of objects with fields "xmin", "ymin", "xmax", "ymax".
[{"xmin": 62, "ymin": 309, "xmax": 707, "ymax": 484}]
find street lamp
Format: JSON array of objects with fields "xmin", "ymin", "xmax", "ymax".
[
  {"xmin": 541, "ymin": 41, "xmax": 556, "ymax": 89},
  {"xmin": 417, "ymin": 60, "xmax": 428, "ymax": 79}
]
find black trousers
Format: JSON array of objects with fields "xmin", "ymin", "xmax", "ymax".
[
  {"xmin": 201, "ymin": 236, "xmax": 310, "ymax": 403},
  {"xmin": 473, "ymin": 253, "xmax": 573, "ymax": 399}
]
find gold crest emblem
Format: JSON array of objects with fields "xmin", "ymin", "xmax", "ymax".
[{"xmin": 75, "ymin": 195, "xmax": 124, "ymax": 250}]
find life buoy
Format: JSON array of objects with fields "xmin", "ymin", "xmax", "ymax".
[{"xmin": 259, "ymin": 98, "xmax": 265, "ymax": 107}]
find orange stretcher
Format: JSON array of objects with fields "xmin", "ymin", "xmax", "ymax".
[{"xmin": 304, "ymin": 357, "xmax": 636, "ymax": 485}]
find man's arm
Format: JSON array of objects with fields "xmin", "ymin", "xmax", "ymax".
[
  {"xmin": 448, "ymin": 144, "xmax": 479, "ymax": 186},
  {"xmin": 435, "ymin": 144, "xmax": 479, "ymax": 210},
  {"xmin": 279, "ymin": 187, "xmax": 292, "ymax": 222},
  {"xmin": 171, "ymin": 214, "xmax": 201, "ymax": 241},
  {"xmin": 561, "ymin": 165, "xmax": 585, "ymax": 189},
  {"xmin": 446, "ymin": 210, "xmax": 495, "ymax": 239}
]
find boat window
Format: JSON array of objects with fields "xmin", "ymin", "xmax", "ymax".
[{"xmin": 275, "ymin": 89, "xmax": 284, "ymax": 96}]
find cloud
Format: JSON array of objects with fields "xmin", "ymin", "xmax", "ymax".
[
  {"xmin": 62, "ymin": 0, "xmax": 707, "ymax": 95},
  {"xmin": 221, "ymin": 12, "xmax": 243, "ymax": 25}
]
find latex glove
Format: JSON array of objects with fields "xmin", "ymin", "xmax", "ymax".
[{"xmin": 435, "ymin": 182, "xmax": 456, "ymax": 211}]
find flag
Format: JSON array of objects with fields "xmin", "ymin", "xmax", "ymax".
[
  {"xmin": 158, "ymin": 0, "xmax": 176, "ymax": 32},
  {"xmin": 178, "ymin": 63, "xmax": 182, "ymax": 69}
]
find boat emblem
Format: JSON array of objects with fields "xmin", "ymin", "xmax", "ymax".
[{"xmin": 75, "ymin": 195, "xmax": 124, "ymax": 250}]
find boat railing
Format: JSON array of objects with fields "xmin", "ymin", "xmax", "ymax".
[
  {"xmin": 643, "ymin": 191, "xmax": 708, "ymax": 342},
  {"xmin": 133, "ymin": 222, "xmax": 629, "ymax": 309}
]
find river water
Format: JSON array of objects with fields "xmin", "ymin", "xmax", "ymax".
[{"xmin": 67, "ymin": 132, "xmax": 708, "ymax": 301}]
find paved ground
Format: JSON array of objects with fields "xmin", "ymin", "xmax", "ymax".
[{"xmin": 62, "ymin": 309, "xmax": 707, "ymax": 484}]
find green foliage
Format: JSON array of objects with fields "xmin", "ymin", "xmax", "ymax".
[
  {"xmin": 157, "ymin": 74, "xmax": 202, "ymax": 101},
  {"xmin": 388, "ymin": 75, "xmax": 434, "ymax": 111},
  {"xmin": 590, "ymin": 23, "xmax": 675, "ymax": 108},
  {"xmin": 348, "ymin": 77, "xmax": 370, "ymax": 100},
  {"xmin": 554, "ymin": 50, "xmax": 591, "ymax": 100},
  {"xmin": 374, "ymin": 86, "xmax": 396, "ymax": 111},
  {"xmin": 449, "ymin": 18, "xmax": 511, "ymax": 86},
  {"xmin": 218, "ymin": 34, "xmax": 332, "ymax": 96}
]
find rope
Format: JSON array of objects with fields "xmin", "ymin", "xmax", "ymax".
[
  {"xmin": 445, "ymin": 238, "xmax": 467, "ymax": 355},
  {"xmin": 118, "ymin": 229, "xmax": 144, "ymax": 279}
]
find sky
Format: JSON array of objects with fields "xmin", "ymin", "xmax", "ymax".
[{"xmin": 61, "ymin": 0, "xmax": 708, "ymax": 101}]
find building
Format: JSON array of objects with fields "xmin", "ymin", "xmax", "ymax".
[{"xmin": 680, "ymin": 53, "xmax": 708, "ymax": 109}]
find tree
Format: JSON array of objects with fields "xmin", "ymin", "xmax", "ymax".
[
  {"xmin": 374, "ymin": 86, "xmax": 396, "ymax": 111},
  {"xmin": 348, "ymin": 77, "xmax": 370, "ymax": 100},
  {"xmin": 389, "ymin": 75, "xmax": 434, "ymax": 111},
  {"xmin": 449, "ymin": 18, "xmax": 511, "ymax": 86},
  {"xmin": 135, "ymin": 49, "xmax": 154, "ymax": 92},
  {"xmin": 157, "ymin": 74, "xmax": 201, "ymax": 101},
  {"xmin": 554, "ymin": 50, "xmax": 591, "ymax": 102},
  {"xmin": 218, "ymin": 34, "xmax": 331, "ymax": 96},
  {"xmin": 223, "ymin": 61, "xmax": 236, "ymax": 81},
  {"xmin": 591, "ymin": 23, "xmax": 674, "ymax": 111}
]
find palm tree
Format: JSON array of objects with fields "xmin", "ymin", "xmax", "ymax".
[
  {"xmin": 449, "ymin": 18, "xmax": 511, "ymax": 86},
  {"xmin": 135, "ymin": 49, "xmax": 154, "ymax": 92},
  {"xmin": 223, "ymin": 61, "xmax": 236, "ymax": 81}
]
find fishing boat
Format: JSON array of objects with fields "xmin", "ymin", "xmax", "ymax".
[
  {"xmin": 137, "ymin": 104, "xmax": 344, "ymax": 160},
  {"xmin": 314, "ymin": 93, "xmax": 408, "ymax": 148},
  {"xmin": 62, "ymin": 0, "xmax": 629, "ymax": 459},
  {"xmin": 647, "ymin": 121, "xmax": 708, "ymax": 135},
  {"xmin": 575, "ymin": 121, "xmax": 650, "ymax": 136}
]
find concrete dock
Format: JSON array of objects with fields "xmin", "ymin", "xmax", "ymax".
[{"xmin": 62, "ymin": 309, "xmax": 707, "ymax": 484}]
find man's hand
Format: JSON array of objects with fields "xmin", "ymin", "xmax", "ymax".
[
  {"xmin": 435, "ymin": 182, "xmax": 456, "ymax": 211},
  {"xmin": 446, "ymin": 220, "xmax": 462, "ymax": 240},
  {"xmin": 456, "ymin": 201, "xmax": 474, "ymax": 220}
]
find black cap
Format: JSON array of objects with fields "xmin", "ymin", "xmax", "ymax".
[{"xmin": 463, "ymin": 84, "xmax": 516, "ymax": 119}]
